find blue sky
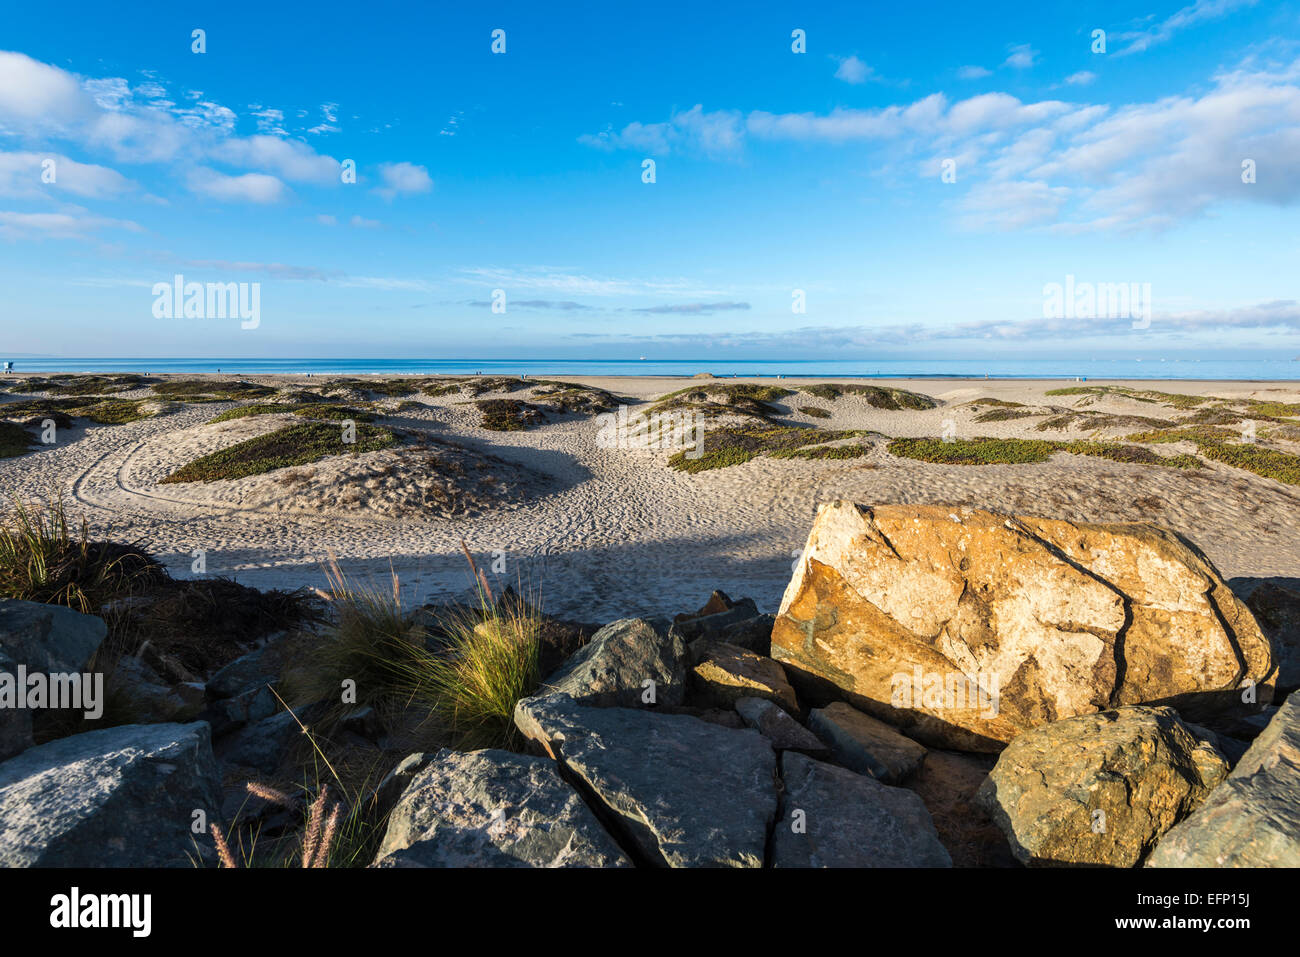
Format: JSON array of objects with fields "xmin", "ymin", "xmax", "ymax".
[{"xmin": 1, "ymin": 0, "xmax": 1298, "ymax": 360}]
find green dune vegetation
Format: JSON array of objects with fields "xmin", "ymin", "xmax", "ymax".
[
  {"xmin": 4, "ymin": 374, "xmax": 156, "ymax": 396},
  {"xmin": 0, "ymin": 421, "xmax": 36, "ymax": 458},
  {"xmin": 150, "ymin": 380, "xmax": 277, "ymax": 402},
  {"xmin": 668, "ymin": 425, "xmax": 869, "ymax": 473},
  {"xmin": 0, "ymin": 396, "xmax": 157, "ymax": 429},
  {"xmin": 887, "ymin": 437, "xmax": 1203, "ymax": 469},
  {"xmin": 206, "ymin": 403, "xmax": 377, "ymax": 424},
  {"xmin": 795, "ymin": 383, "xmax": 937, "ymax": 409},
  {"xmin": 160, "ymin": 422, "xmax": 397, "ymax": 483}
]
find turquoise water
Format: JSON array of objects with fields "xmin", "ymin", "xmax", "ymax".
[{"xmin": 4, "ymin": 357, "xmax": 1298, "ymax": 380}]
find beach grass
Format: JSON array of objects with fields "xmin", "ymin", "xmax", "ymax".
[
  {"xmin": 0, "ymin": 496, "xmax": 163, "ymax": 613},
  {"xmin": 0, "ymin": 422, "xmax": 36, "ymax": 458},
  {"xmin": 476, "ymin": 398, "xmax": 545, "ymax": 431}
]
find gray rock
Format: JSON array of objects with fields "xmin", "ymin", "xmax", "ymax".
[
  {"xmin": 0, "ymin": 721, "xmax": 221, "ymax": 867},
  {"xmin": 339, "ymin": 705, "xmax": 384, "ymax": 739},
  {"xmin": 690, "ymin": 642, "xmax": 799, "ymax": 713},
  {"xmin": 1148, "ymin": 690, "xmax": 1300, "ymax": 867},
  {"xmin": 1245, "ymin": 582, "xmax": 1300, "ymax": 694},
  {"xmin": 808, "ymin": 701, "xmax": 927, "ymax": 783},
  {"xmin": 207, "ymin": 646, "xmax": 274, "ymax": 699},
  {"xmin": 735, "ymin": 697, "xmax": 828, "ymax": 756},
  {"xmin": 515, "ymin": 693, "xmax": 776, "ymax": 867},
  {"xmin": 215, "ymin": 710, "xmax": 298, "ymax": 774},
  {"xmin": 0, "ymin": 600, "xmax": 108, "ymax": 762},
  {"xmin": 367, "ymin": 752, "xmax": 439, "ymax": 823},
  {"xmin": 539, "ymin": 617, "xmax": 686, "ymax": 708},
  {"xmin": 113, "ymin": 657, "xmax": 204, "ymax": 724},
  {"xmin": 202, "ymin": 683, "xmax": 278, "ymax": 737},
  {"xmin": 715, "ymin": 613, "xmax": 775, "ymax": 656},
  {"xmin": 372, "ymin": 748, "xmax": 631, "ymax": 868},
  {"xmin": 0, "ymin": 599, "xmax": 107, "ymax": 675},
  {"xmin": 0, "ymin": 649, "xmax": 32, "ymax": 762},
  {"xmin": 772, "ymin": 752, "xmax": 951, "ymax": 867},
  {"xmin": 674, "ymin": 598, "xmax": 760, "ymax": 644},
  {"xmin": 978, "ymin": 706, "xmax": 1228, "ymax": 867}
]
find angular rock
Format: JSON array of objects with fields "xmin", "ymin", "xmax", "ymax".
[
  {"xmin": 514, "ymin": 693, "xmax": 776, "ymax": 867},
  {"xmin": 773, "ymin": 503, "xmax": 1275, "ymax": 750},
  {"xmin": 676, "ymin": 596, "xmax": 765, "ymax": 652},
  {"xmin": 113, "ymin": 657, "xmax": 205, "ymax": 723},
  {"xmin": 0, "ymin": 649, "xmax": 32, "ymax": 762},
  {"xmin": 215, "ymin": 710, "xmax": 299, "ymax": 775},
  {"xmin": 1148, "ymin": 690, "xmax": 1300, "ymax": 867},
  {"xmin": 1245, "ymin": 582, "xmax": 1300, "ymax": 693},
  {"xmin": 0, "ymin": 599, "xmax": 107, "ymax": 675},
  {"xmin": 202, "ymin": 683, "xmax": 278, "ymax": 737},
  {"xmin": 539, "ymin": 617, "xmax": 686, "ymax": 708},
  {"xmin": 675, "ymin": 590, "xmax": 736, "ymax": 622},
  {"xmin": 207, "ymin": 646, "xmax": 275, "ymax": 699},
  {"xmin": 0, "ymin": 721, "xmax": 221, "ymax": 867},
  {"xmin": 772, "ymin": 751, "xmax": 951, "ymax": 867},
  {"xmin": 367, "ymin": 752, "xmax": 438, "ymax": 823},
  {"xmin": 1, "ymin": 600, "xmax": 108, "ymax": 761},
  {"xmin": 690, "ymin": 642, "xmax": 798, "ymax": 713},
  {"xmin": 977, "ymin": 706, "xmax": 1228, "ymax": 867},
  {"xmin": 714, "ymin": 613, "xmax": 775, "ymax": 657},
  {"xmin": 735, "ymin": 696, "xmax": 828, "ymax": 756},
  {"xmin": 669, "ymin": 705, "xmax": 746, "ymax": 729},
  {"xmin": 372, "ymin": 748, "xmax": 631, "ymax": 867},
  {"xmin": 904, "ymin": 750, "xmax": 1016, "ymax": 867},
  {"xmin": 338, "ymin": 705, "xmax": 384, "ymax": 740},
  {"xmin": 808, "ymin": 701, "xmax": 926, "ymax": 784}
]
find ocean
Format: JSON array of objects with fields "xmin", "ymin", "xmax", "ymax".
[{"xmin": 4, "ymin": 357, "xmax": 1298, "ymax": 380}]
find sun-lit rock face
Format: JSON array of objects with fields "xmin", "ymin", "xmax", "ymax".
[{"xmin": 772, "ymin": 502, "xmax": 1275, "ymax": 751}]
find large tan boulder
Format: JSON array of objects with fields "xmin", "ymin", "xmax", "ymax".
[{"xmin": 772, "ymin": 503, "xmax": 1275, "ymax": 751}]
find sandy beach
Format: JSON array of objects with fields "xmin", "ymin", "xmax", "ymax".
[{"xmin": 4, "ymin": 374, "xmax": 1299, "ymax": 622}]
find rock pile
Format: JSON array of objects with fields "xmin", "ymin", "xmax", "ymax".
[{"xmin": 1, "ymin": 503, "xmax": 1297, "ymax": 868}]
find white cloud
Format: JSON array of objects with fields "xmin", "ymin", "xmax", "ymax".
[
  {"xmin": 0, "ymin": 51, "xmax": 402, "ymax": 205},
  {"xmin": 460, "ymin": 265, "xmax": 727, "ymax": 298},
  {"xmin": 1065, "ymin": 71, "xmax": 1097, "ymax": 86},
  {"xmin": 579, "ymin": 105, "xmax": 745, "ymax": 157},
  {"xmin": 0, "ymin": 207, "xmax": 141, "ymax": 240},
  {"xmin": 349, "ymin": 214, "xmax": 381, "ymax": 228},
  {"xmin": 1115, "ymin": 0, "xmax": 1257, "ymax": 56},
  {"xmin": 374, "ymin": 161, "xmax": 432, "ymax": 199},
  {"xmin": 0, "ymin": 151, "xmax": 137, "ymax": 199},
  {"xmin": 251, "ymin": 108, "xmax": 286, "ymax": 135},
  {"xmin": 1004, "ymin": 44, "xmax": 1038, "ymax": 70},
  {"xmin": 213, "ymin": 135, "xmax": 339, "ymax": 183},
  {"xmin": 957, "ymin": 65, "xmax": 992, "ymax": 80},
  {"xmin": 586, "ymin": 56, "xmax": 1300, "ymax": 232},
  {"xmin": 0, "ymin": 52, "xmax": 92, "ymax": 126},
  {"xmin": 187, "ymin": 168, "xmax": 288, "ymax": 204},
  {"xmin": 315, "ymin": 213, "xmax": 337, "ymax": 225},
  {"xmin": 834, "ymin": 55, "xmax": 872, "ymax": 84}
]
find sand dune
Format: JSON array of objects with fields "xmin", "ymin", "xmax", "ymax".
[{"xmin": 3, "ymin": 374, "xmax": 1299, "ymax": 622}]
